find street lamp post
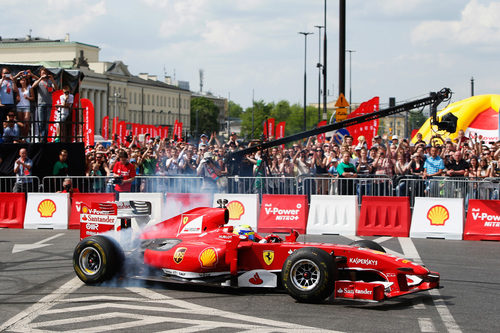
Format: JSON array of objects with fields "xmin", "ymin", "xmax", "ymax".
[
  {"xmin": 113, "ymin": 92, "xmax": 120, "ymax": 138},
  {"xmin": 346, "ymin": 49, "xmax": 355, "ymax": 111},
  {"xmin": 299, "ymin": 31, "xmax": 313, "ymax": 131},
  {"xmin": 322, "ymin": 0, "xmax": 328, "ymax": 119},
  {"xmin": 195, "ymin": 109, "xmax": 199, "ymax": 140},
  {"xmin": 315, "ymin": 25, "xmax": 324, "ymax": 122}
]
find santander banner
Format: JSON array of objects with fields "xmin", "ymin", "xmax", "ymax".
[
  {"xmin": 258, "ymin": 194, "xmax": 308, "ymax": 234},
  {"xmin": 464, "ymin": 200, "xmax": 500, "ymax": 241},
  {"xmin": 81, "ymin": 98, "xmax": 95, "ymax": 147}
]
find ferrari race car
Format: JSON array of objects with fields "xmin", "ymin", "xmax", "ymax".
[{"xmin": 73, "ymin": 200, "xmax": 440, "ymax": 303}]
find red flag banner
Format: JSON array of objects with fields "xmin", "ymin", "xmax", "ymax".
[
  {"xmin": 162, "ymin": 126, "xmax": 169, "ymax": 139},
  {"xmin": 112, "ymin": 117, "xmax": 119, "ymax": 141},
  {"xmin": 81, "ymin": 98, "xmax": 95, "ymax": 147},
  {"xmin": 132, "ymin": 123, "xmax": 139, "ymax": 137},
  {"xmin": 268, "ymin": 118, "xmax": 275, "ymax": 138},
  {"xmin": 102, "ymin": 116, "xmax": 109, "ymax": 140},
  {"xmin": 317, "ymin": 120, "xmax": 327, "ymax": 143},
  {"xmin": 118, "ymin": 121, "xmax": 126, "ymax": 145},
  {"xmin": 345, "ymin": 97, "xmax": 380, "ymax": 147},
  {"xmin": 177, "ymin": 122, "xmax": 183, "ymax": 141},
  {"xmin": 173, "ymin": 120, "xmax": 179, "ymax": 140},
  {"xmin": 276, "ymin": 121, "xmax": 286, "ymax": 149}
]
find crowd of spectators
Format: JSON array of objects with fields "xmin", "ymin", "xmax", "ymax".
[
  {"xmin": 71, "ymin": 129, "xmax": 500, "ymax": 195},
  {"xmin": 1, "ymin": 66, "xmax": 70, "ymax": 144}
]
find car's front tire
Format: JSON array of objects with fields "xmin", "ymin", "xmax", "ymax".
[
  {"xmin": 281, "ymin": 248, "xmax": 336, "ymax": 303},
  {"xmin": 73, "ymin": 236, "xmax": 123, "ymax": 284},
  {"xmin": 349, "ymin": 240, "xmax": 386, "ymax": 253}
]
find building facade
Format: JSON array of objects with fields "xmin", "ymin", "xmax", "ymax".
[{"xmin": 0, "ymin": 35, "xmax": 191, "ymax": 136}]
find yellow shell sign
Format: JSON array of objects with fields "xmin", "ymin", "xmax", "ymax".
[
  {"xmin": 199, "ymin": 248, "xmax": 218, "ymax": 268},
  {"xmin": 38, "ymin": 199, "xmax": 57, "ymax": 218},
  {"xmin": 427, "ymin": 205, "xmax": 449, "ymax": 226},
  {"xmin": 227, "ymin": 201, "xmax": 245, "ymax": 220}
]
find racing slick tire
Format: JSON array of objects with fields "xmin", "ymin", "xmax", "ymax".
[
  {"xmin": 281, "ymin": 247, "xmax": 336, "ymax": 303},
  {"xmin": 73, "ymin": 235, "xmax": 123, "ymax": 284},
  {"xmin": 349, "ymin": 240, "xmax": 386, "ymax": 253}
]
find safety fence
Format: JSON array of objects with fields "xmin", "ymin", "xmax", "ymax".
[{"xmin": 1, "ymin": 175, "xmax": 499, "ymax": 209}]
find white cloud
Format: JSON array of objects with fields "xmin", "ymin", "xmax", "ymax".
[{"xmin": 411, "ymin": 0, "xmax": 500, "ymax": 45}]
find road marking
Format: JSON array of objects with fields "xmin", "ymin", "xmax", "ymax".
[
  {"xmin": 418, "ymin": 317, "xmax": 437, "ymax": 332},
  {"xmin": 0, "ymin": 276, "xmax": 81, "ymax": 332},
  {"xmin": 399, "ymin": 237, "xmax": 462, "ymax": 333},
  {"xmin": 11, "ymin": 233, "xmax": 64, "ymax": 254},
  {"xmin": 128, "ymin": 287, "xmax": 342, "ymax": 332}
]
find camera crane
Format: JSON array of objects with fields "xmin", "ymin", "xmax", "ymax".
[{"xmin": 231, "ymin": 88, "xmax": 453, "ymax": 158}]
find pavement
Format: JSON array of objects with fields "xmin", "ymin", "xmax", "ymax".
[{"xmin": 1, "ymin": 229, "xmax": 500, "ymax": 332}]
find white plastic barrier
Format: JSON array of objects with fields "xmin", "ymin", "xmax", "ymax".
[
  {"xmin": 410, "ymin": 197, "xmax": 464, "ymax": 240},
  {"xmin": 306, "ymin": 195, "xmax": 359, "ymax": 235},
  {"xmin": 119, "ymin": 192, "xmax": 164, "ymax": 227},
  {"xmin": 213, "ymin": 193, "xmax": 259, "ymax": 230},
  {"xmin": 24, "ymin": 193, "xmax": 70, "ymax": 229}
]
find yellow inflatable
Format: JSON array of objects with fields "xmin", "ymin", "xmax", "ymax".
[{"xmin": 413, "ymin": 94, "xmax": 500, "ymax": 144}]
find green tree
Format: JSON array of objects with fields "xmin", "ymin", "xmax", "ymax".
[
  {"xmin": 190, "ymin": 97, "xmax": 220, "ymax": 138},
  {"xmin": 228, "ymin": 101, "xmax": 243, "ymax": 118},
  {"xmin": 409, "ymin": 110, "xmax": 427, "ymax": 132}
]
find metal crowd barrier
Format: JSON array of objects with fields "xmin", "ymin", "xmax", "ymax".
[
  {"xmin": 42, "ymin": 175, "xmax": 204, "ymax": 194},
  {"xmin": 0, "ymin": 176, "xmax": 40, "ymax": 193},
  {"xmin": 395, "ymin": 176, "xmax": 500, "ymax": 208},
  {"xmin": 302, "ymin": 175, "xmax": 394, "ymax": 200}
]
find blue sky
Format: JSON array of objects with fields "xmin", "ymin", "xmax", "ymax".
[{"xmin": 3, "ymin": 0, "xmax": 500, "ymax": 109}]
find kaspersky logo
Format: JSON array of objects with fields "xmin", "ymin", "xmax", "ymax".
[{"xmin": 427, "ymin": 205, "xmax": 449, "ymax": 226}]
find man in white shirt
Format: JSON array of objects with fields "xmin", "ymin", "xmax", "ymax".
[{"xmin": 54, "ymin": 85, "xmax": 74, "ymax": 142}]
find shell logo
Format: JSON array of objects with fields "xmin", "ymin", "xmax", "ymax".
[
  {"xmin": 427, "ymin": 205, "xmax": 449, "ymax": 226},
  {"xmin": 81, "ymin": 205, "xmax": 89, "ymax": 214},
  {"xmin": 199, "ymin": 247, "xmax": 218, "ymax": 268},
  {"xmin": 227, "ymin": 201, "xmax": 245, "ymax": 220},
  {"xmin": 38, "ymin": 199, "xmax": 57, "ymax": 218}
]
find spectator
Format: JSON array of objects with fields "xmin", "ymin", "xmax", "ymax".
[
  {"xmin": 228, "ymin": 132, "xmax": 239, "ymax": 147},
  {"xmin": 53, "ymin": 149, "xmax": 69, "ymax": 176},
  {"xmin": 373, "ymin": 146, "xmax": 394, "ymax": 195},
  {"xmin": 356, "ymin": 148, "xmax": 373, "ymax": 176},
  {"xmin": 3, "ymin": 111, "xmax": 24, "ymax": 143},
  {"xmin": 88, "ymin": 162, "xmax": 105, "ymax": 193},
  {"xmin": 53, "ymin": 85, "xmax": 74, "ymax": 142},
  {"xmin": 197, "ymin": 151, "xmax": 221, "ymax": 192},
  {"xmin": 16, "ymin": 73, "xmax": 35, "ymax": 139},
  {"xmin": 57, "ymin": 178, "xmax": 80, "ymax": 194},
  {"xmin": 112, "ymin": 150, "xmax": 136, "ymax": 193},
  {"xmin": 477, "ymin": 158, "xmax": 491, "ymax": 178},
  {"xmin": 337, "ymin": 151, "xmax": 357, "ymax": 195},
  {"xmin": 445, "ymin": 151, "xmax": 469, "ymax": 178},
  {"xmin": 13, "ymin": 148, "xmax": 33, "ymax": 192},
  {"xmin": 32, "ymin": 68, "xmax": 58, "ymax": 142},
  {"xmin": 423, "ymin": 146, "xmax": 445, "ymax": 196},
  {"xmin": 0, "ymin": 67, "xmax": 19, "ymax": 137}
]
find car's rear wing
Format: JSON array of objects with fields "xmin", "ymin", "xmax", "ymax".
[{"xmin": 80, "ymin": 200, "xmax": 152, "ymax": 240}]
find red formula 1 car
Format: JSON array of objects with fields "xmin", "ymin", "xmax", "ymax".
[{"xmin": 73, "ymin": 202, "xmax": 440, "ymax": 303}]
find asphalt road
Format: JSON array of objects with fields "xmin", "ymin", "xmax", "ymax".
[{"xmin": 1, "ymin": 229, "xmax": 499, "ymax": 332}]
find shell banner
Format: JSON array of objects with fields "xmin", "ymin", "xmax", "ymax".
[
  {"xmin": 24, "ymin": 193, "xmax": 70, "ymax": 229},
  {"xmin": 464, "ymin": 200, "xmax": 500, "ymax": 241},
  {"xmin": 212, "ymin": 194, "xmax": 259, "ymax": 230},
  {"xmin": 257, "ymin": 194, "xmax": 309, "ymax": 234},
  {"xmin": 410, "ymin": 197, "xmax": 464, "ymax": 240}
]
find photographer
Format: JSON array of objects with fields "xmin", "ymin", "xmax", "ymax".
[
  {"xmin": 32, "ymin": 68, "xmax": 58, "ymax": 142},
  {"xmin": 57, "ymin": 178, "xmax": 80, "ymax": 194},
  {"xmin": 0, "ymin": 67, "xmax": 20, "ymax": 137},
  {"xmin": 112, "ymin": 150, "xmax": 136, "ymax": 193},
  {"xmin": 2, "ymin": 111, "xmax": 24, "ymax": 143},
  {"xmin": 197, "ymin": 151, "xmax": 221, "ymax": 192}
]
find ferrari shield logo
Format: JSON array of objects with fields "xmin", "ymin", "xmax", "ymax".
[
  {"xmin": 263, "ymin": 250, "xmax": 274, "ymax": 265},
  {"xmin": 173, "ymin": 247, "xmax": 187, "ymax": 264}
]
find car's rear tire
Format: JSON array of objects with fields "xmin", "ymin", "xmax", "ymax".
[
  {"xmin": 281, "ymin": 248, "xmax": 336, "ymax": 303},
  {"xmin": 349, "ymin": 240, "xmax": 386, "ymax": 253},
  {"xmin": 73, "ymin": 236, "xmax": 123, "ymax": 284}
]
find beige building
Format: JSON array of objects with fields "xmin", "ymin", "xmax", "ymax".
[{"xmin": 0, "ymin": 34, "xmax": 191, "ymax": 135}]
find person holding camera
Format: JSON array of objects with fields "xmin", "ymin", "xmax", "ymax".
[
  {"xmin": 2, "ymin": 111, "xmax": 24, "ymax": 143},
  {"xmin": 13, "ymin": 148, "xmax": 33, "ymax": 192},
  {"xmin": 0, "ymin": 67, "xmax": 20, "ymax": 137},
  {"xmin": 112, "ymin": 150, "xmax": 136, "ymax": 193},
  {"xmin": 197, "ymin": 151, "xmax": 221, "ymax": 192},
  {"xmin": 32, "ymin": 68, "xmax": 58, "ymax": 142},
  {"xmin": 57, "ymin": 178, "xmax": 80, "ymax": 194}
]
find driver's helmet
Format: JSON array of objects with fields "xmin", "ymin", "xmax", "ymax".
[{"xmin": 233, "ymin": 224, "xmax": 255, "ymax": 241}]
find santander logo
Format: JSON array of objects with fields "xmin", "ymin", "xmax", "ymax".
[{"xmin": 249, "ymin": 272, "xmax": 263, "ymax": 285}]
